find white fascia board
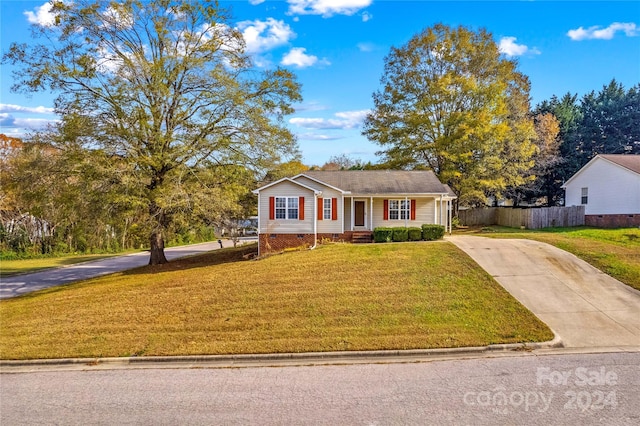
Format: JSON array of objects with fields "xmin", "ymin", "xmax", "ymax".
[{"xmin": 252, "ymin": 177, "xmax": 322, "ymax": 195}]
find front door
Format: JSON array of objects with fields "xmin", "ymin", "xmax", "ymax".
[{"xmin": 354, "ymin": 201, "xmax": 365, "ymax": 227}]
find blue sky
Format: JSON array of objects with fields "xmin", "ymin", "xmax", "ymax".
[{"xmin": 1, "ymin": 1, "xmax": 639, "ymax": 166}]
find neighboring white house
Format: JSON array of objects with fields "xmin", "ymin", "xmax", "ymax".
[
  {"xmin": 562, "ymin": 154, "xmax": 640, "ymax": 227},
  {"xmin": 252, "ymin": 170, "xmax": 456, "ymax": 254}
]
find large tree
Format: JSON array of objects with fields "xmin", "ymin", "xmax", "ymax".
[
  {"xmin": 363, "ymin": 24, "xmax": 536, "ymax": 206},
  {"xmin": 3, "ymin": 0, "xmax": 301, "ymax": 264}
]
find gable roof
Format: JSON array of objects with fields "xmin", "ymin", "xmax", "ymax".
[
  {"xmin": 299, "ymin": 170, "xmax": 455, "ymax": 196},
  {"xmin": 562, "ymin": 154, "xmax": 640, "ymax": 188},
  {"xmin": 599, "ymin": 154, "xmax": 640, "ymax": 175},
  {"xmin": 251, "ymin": 177, "xmax": 321, "ymax": 195}
]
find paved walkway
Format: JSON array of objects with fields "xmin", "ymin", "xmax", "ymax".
[
  {"xmin": 448, "ymin": 236, "xmax": 640, "ymax": 348},
  {"xmin": 0, "ymin": 239, "xmax": 256, "ymax": 299}
]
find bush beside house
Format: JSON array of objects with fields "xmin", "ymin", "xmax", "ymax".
[
  {"xmin": 408, "ymin": 227, "xmax": 423, "ymax": 241},
  {"xmin": 373, "ymin": 225, "xmax": 445, "ymax": 243},
  {"xmin": 422, "ymin": 224, "xmax": 446, "ymax": 241},
  {"xmin": 373, "ymin": 227, "xmax": 394, "ymax": 243},
  {"xmin": 392, "ymin": 227, "xmax": 409, "ymax": 242}
]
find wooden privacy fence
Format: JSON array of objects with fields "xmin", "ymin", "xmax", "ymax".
[{"xmin": 458, "ymin": 206, "xmax": 585, "ymax": 229}]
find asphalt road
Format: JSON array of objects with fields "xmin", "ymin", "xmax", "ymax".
[
  {"xmin": 2, "ymin": 351, "xmax": 638, "ymax": 425},
  {"xmin": 0, "ymin": 239, "xmax": 256, "ymax": 299}
]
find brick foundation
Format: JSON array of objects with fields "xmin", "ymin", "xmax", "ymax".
[
  {"xmin": 585, "ymin": 214, "xmax": 640, "ymax": 228},
  {"xmin": 259, "ymin": 232, "xmax": 359, "ymax": 255}
]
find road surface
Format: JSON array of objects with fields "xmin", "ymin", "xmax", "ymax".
[
  {"xmin": 2, "ymin": 351, "xmax": 638, "ymax": 425},
  {"xmin": 0, "ymin": 239, "xmax": 256, "ymax": 299}
]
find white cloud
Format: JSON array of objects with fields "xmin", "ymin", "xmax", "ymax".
[
  {"xmin": 249, "ymin": 0, "xmax": 266, "ymax": 5},
  {"xmin": 287, "ymin": 0, "xmax": 373, "ymax": 17},
  {"xmin": 357, "ymin": 42, "xmax": 375, "ymax": 52},
  {"xmin": 289, "ymin": 110, "xmax": 370, "ymax": 130},
  {"xmin": 101, "ymin": 4, "xmax": 134, "ymax": 30},
  {"xmin": 0, "ymin": 113, "xmax": 56, "ymax": 131},
  {"xmin": 0, "ymin": 104, "xmax": 55, "ymax": 114},
  {"xmin": 294, "ymin": 102, "xmax": 330, "ymax": 112},
  {"xmin": 281, "ymin": 47, "xmax": 330, "ymax": 68},
  {"xmin": 297, "ymin": 133, "xmax": 343, "ymax": 141},
  {"xmin": 361, "ymin": 11, "xmax": 372, "ymax": 22},
  {"xmin": 498, "ymin": 37, "xmax": 540, "ymax": 57},
  {"xmin": 237, "ymin": 18, "xmax": 295, "ymax": 54},
  {"xmin": 567, "ymin": 22, "xmax": 639, "ymax": 40},
  {"xmin": 14, "ymin": 117, "xmax": 55, "ymax": 129},
  {"xmin": 24, "ymin": 1, "xmax": 57, "ymax": 27}
]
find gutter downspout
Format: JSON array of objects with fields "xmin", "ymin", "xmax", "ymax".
[
  {"xmin": 309, "ymin": 193, "xmax": 318, "ymax": 250},
  {"xmin": 448, "ymin": 197, "xmax": 452, "ymax": 234}
]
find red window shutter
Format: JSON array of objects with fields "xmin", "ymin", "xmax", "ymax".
[
  {"xmin": 299, "ymin": 197, "xmax": 305, "ymax": 220},
  {"xmin": 317, "ymin": 197, "xmax": 323, "ymax": 220},
  {"xmin": 269, "ymin": 197, "xmax": 275, "ymax": 220},
  {"xmin": 383, "ymin": 199, "xmax": 389, "ymax": 220},
  {"xmin": 331, "ymin": 198, "xmax": 338, "ymax": 220},
  {"xmin": 411, "ymin": 199, "xmax": 416, "ymax": 221}
]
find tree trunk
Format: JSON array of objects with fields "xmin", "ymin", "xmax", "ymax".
[{"xmin": 149, "ymin": 232, "xmax": 168, "ymax": 265}]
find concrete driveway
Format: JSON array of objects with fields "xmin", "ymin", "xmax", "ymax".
[
  {"xmin": 0, "ymin": 238, "xmax": 256, "ymax": 300},
  {"xmin": 448, "ymin": 236, "xmax": 640, "ymax": 349}
]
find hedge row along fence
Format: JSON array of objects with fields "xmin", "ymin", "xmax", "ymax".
[{"xmin": 373, "ymin": 225, "xmax": 445, "ymax": 243}]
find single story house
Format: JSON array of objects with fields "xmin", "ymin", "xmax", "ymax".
[
  {"xmin": 252, "ymin": 170, "xmax": 457, "ymax": 254},
  {"xmin": 562, "ymin": 154, "xmax": 640, "ymax": 227}
]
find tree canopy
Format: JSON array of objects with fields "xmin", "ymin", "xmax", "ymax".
[
  {"xmin": 533, "ymin": 80, "xmax": 639, "ymax": 205},
  {"xmin": 363, "ymin": 23, "xmax": 536, "ymax": 206},
  {"xmin": 3, "ymin": 0, "xmax": 301, "ymax": 264}
]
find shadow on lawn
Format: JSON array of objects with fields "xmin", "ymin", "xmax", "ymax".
[{"xmin": 120, "ymin": 243, "xmax": 259, "ymax": 277}]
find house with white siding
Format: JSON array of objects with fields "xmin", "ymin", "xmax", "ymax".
[
  {"xmin": 252, "ymin": 170, "xmax": 456, "ymax": 254},
  {"xmin": 562, "ymin": 154, "xmax": 640, "ymax": 227}
]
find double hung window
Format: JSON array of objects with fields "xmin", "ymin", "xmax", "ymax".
[
  {"xmin": 388, "ymin": 199, "xmax": 410, "ymax": 220},
  {"xmin": 275, "ymin": 197, "xmax": 299, "ymax": 219},
  {"xmin": 581, "ymin": 188, "xmax": 588, "ymax": 205},
  {"xmin": 323, "ymin": 198, "xmax": 332, "ymax": 220}
]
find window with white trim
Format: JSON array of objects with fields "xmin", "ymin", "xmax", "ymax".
[
  {"xmin": 581, "ymin": 187, "xmax": 588, "ymax": 205},
  {"xmin": 275, "ymin": 197, "xmax": 298, "ymax": 219},
  {"xmin": 389, "ymin": 199, "xmax": 410, "ymax": 220},
  {"xmin": 323, "ymin": 198, "xmax": 332, "ymax": 220}
]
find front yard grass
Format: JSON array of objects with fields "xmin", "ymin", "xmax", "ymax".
[
  {"xmin": 0, "ymin": 242, "xmax": 552, "ymax": 360},
  {"xmin": 467, "ymin": 226, "xmax": 640, "ymax": 291}
]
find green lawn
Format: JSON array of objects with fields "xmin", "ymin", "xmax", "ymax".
[
  {"xmin": 0, "ymin": 254, "xmax": 123, "ymax": 278},
  {"xmin": 463, "ymin": 226, "xmax": 640, "ymax": 291},
  {"xmin": 0, "ymin": 242, "xmax": 552, "ymax": 360}
]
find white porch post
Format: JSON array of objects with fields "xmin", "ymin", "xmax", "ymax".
[
  {"xmin": 433, "ymin": 197, "xmax": 437, "ymax": 224},
  {"xmin": 370, "ymin": 196, "xmax": 373, "ymax": 230},
  {"xmin": 341, "ymin": 195, "xmax": 345, "ymax": 234},
  {"xmin": 404, "ymin": 196, "xmax": 408, "ymax": 227},
  {"xmin": 448, "ymin": 199, "xmax": 452, "ymax": 234},
  {"xmin": 350, "ymin": 197, "xmax": 354, "ymax": 231}
]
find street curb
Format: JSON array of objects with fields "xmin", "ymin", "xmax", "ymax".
[{"xmin": 0, "ymin": 335, "xmax": 563, "ymax": 368}]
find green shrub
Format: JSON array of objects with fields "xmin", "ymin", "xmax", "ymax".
[
  {"xmin": 392, "ymin": 227, "xmax": 408, "ymax": 242},
  {"xmin": 422, "ymin": 224, "xmax": 445, "ymax": 241},
  {"xmin": 408, "ymin": 227, "xmax": 423, "ymax": 241},
  {"xmin": 373, "ymin": 227, "xmax": 393, "ymax": 243}
]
